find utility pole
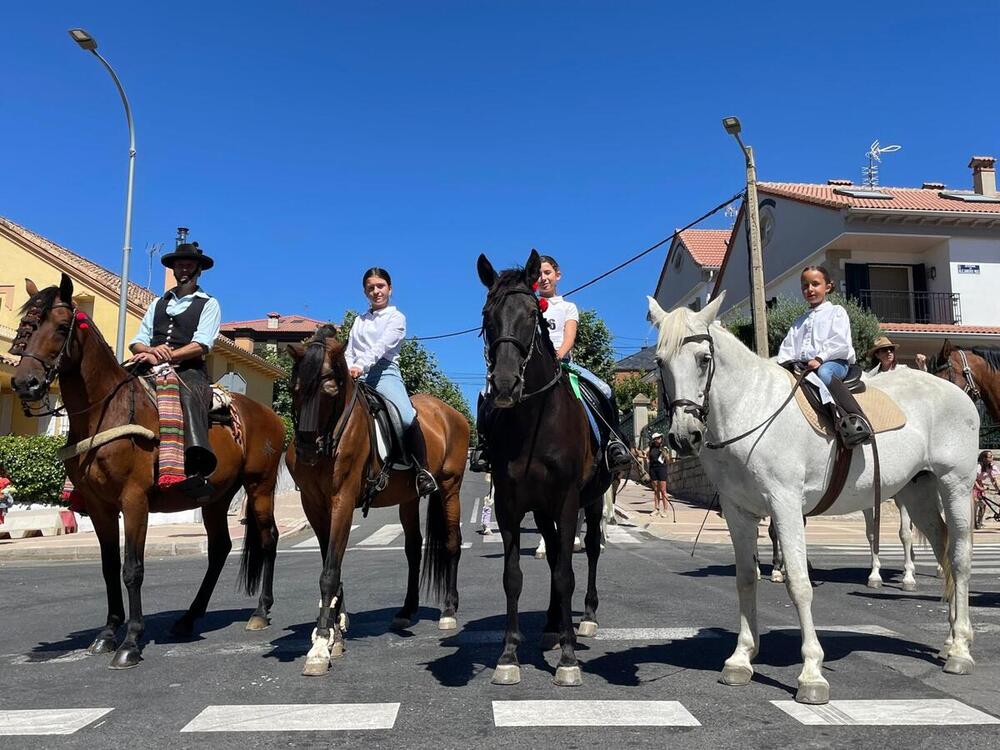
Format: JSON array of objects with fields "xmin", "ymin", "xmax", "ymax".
[{"xmin": 722, "ymin": 116, "xmax": 768, "ymax": 357}]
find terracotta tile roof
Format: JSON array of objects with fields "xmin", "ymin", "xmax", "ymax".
[
  {"xmin": 880, "ymin": 322, "xmax": 1000, "ymax": 335},
  {"xmin": 759, "ymin": 183, "xmax": 1000, "ymax": 213},
  {"xmin": 677, "ymin": 228, "xmax": 730, "ymax": 267},
  {"xmin": 0, "ymin": 216, "xmax": 156, "ymax": 310},
  {"xmin": 220, "ymin": 314, "xmax": 325, "ymax": 334}
]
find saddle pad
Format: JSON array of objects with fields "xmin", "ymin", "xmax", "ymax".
[
  {"xmin": 374, "ymin": 419, "xmax": 411, "ymax": 470},
  {"xmin": 783, "ymin": 370, "xmax": 906, "ymax": 437}
]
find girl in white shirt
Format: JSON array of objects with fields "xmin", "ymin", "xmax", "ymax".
[
  {"xmin": 777, "ymin": 265, "xmax": 871, "ymax": 445},
  {"xmin": 345, "ymin": 267, "xmax": 437, "ymax": 497}
]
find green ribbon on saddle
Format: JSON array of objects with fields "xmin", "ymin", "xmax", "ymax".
[{"xmin": 561, "ymin": 362, "xmax": 582, "ymax": 400}]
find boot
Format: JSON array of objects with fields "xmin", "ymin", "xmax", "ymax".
[
  {"xmin": 177, "ymin": 367, "xmax": 217, "ymax": 503},
  {"xmin": 825, "ymin": 377, "xmax": 873, "ymax": 447},
  {"xmin": 469, "ymin": 437, "xmax": 491, "ymax": 473},
  {"xmin": 405, "ymin": 418, "xmax": 439, "ymax": 497}
]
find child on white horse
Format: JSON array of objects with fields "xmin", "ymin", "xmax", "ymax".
[{"xmin": 777, "ymin": 265, "xmax": 872, "ymax": 446}]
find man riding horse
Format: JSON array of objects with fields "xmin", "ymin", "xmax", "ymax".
[{"xmin": 129, "ymin": 238, "xmax": 221, "ymax": 499}]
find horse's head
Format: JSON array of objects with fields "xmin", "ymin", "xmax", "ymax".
[
  {"xmin": 933, "ymin": 341, "xmax": 982, "ymax": 402},
  {"xmin": 478, "ymin": 249, "xmax": 551, "ymax": 408},
  {"xmin": 647, "ymin": 292, "xmax": 727, "ymax": 457},
  {"xmin": 10, "ymin": 274, "xmax": 83, "ymax": 403},
  {"xmin": 287, "ymin": 325, "xmax": 348, "ymax": 465}
]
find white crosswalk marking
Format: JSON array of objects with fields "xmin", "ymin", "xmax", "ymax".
[
  {"xmin": 604, "ymin": 525, "xmax": 641, "ymax": 544},
  {"xmin": 292, "ymin": 525, "xmax": 359, "ymax": 548},
  {"xmin": 0, "ymin": 708, "xmax": 113, "ymax": 735},
  {"xmin": 492, "ymin": 700, "xmax": 700, "ymax": 727},
  {"xmin": 357, "ymin": 523, "xmax": 404, "ymax": 546},
  {"xmin": 773, "ymin": 699, "xmax": 1000, "ymax": 726},
  {"xmin": 181, "ymin": 703, "xmax": 400, "ymax": 732}
]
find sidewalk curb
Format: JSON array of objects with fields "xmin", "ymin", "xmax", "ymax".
[{"xmin": 0, "ymin": 539, "xmax": 210, "ymax": 562}]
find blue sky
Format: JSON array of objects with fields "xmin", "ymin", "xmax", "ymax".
[{"xmin": 3, "ymin": 2, "xmax": 998, "ymax": 403}]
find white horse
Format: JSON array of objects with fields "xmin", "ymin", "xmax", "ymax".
[{"xmin": 648, "ymin": 293, "xmax": 978, "ymax": 705}]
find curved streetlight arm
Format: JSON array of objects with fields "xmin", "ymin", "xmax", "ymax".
[{"xmin": 87, "ymin": 48, "xmax": 136, "ymax": 360}]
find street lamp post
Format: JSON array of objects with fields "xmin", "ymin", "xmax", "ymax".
[
  {"xmin": 69, "ymin": 28, "xmax": 136, "ymax": 360},
  {"xmin": 722, "ymin": 116, "xmax": 768, "ymax": 358}
]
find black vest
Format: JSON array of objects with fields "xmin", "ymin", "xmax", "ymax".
[{"xmin": 150, "ymin": 292, "xmax": 210, "ymax": 371}]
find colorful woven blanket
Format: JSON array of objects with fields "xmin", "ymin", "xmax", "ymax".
[{"xmin": 156, "ymin": 367, "xmax": 186, "ymax": 487}]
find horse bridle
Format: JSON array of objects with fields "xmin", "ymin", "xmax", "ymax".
[
  {"xmin": 665, "ymin": 332, "xmax": 717, "ymax": 424},
  {"xmin": 482, "ymin": 288, "xmax": 562, "ymax": 401},
  {"xmin": 941, "ymin": 349, "xmax": 982, "ymax": 402},
  {"xmin": 12, "ymin": 302, "xmax": 78, "ymax": 392},
  {"xmin": 293, "ymin": 340, "xmax": 356, "ymax": 458}
]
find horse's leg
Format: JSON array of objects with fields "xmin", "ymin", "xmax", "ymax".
[
  {"xmin": 536, "ymin": 512, "xmax": 561, "ymax": 651},
  {"xmin": 393, "ymin": 499, "xmax": 422, "ymax": 629},
  {"xmin": 930, "ymin": 473, "xmax": 974, "ymax": 674},
  {"xmin": 771, "ymin": 504, "xmax": 828, "ymax": 704},
  {"xmin": 303, "ymin": 497, "xmax": 353, "ymax": 676},
  {"xmin": 578, "ymin": 498, "xmax": 602, "ymax": 638},
  {"xmin": 897, "ymin": 500, "xmax": 917, "ymax": 592},
  {"xmin": 439, "ymin": 479, "xmax": 463, "ymax": 629},
  {"xmin": 109, "ymin": 496, "xmax": 149, "ymax": 669},
  {"xmin": 768, "ymin": 519, "xmax": 784, "ymax": 583},
  {"xmin": 720, "ymin": 498, "xmax": 761, "ymax": 686},
  {"xmin": 87, "ymin": 507, "xmax": 125, "ymax": 655},
  {"xmin": 243, "ymin": 475, "xmax": 280, "ymax": 631},
  {"xmin": 551, "ymin": 491, "xmax": 583, "ymax": 686},
  {"xmin": 492, "ymin": 505, "xmax": 524, "ymax": 685},
  {"xmin": 863, "ymin": 506, "xmax": 882, "ymax": 589},
  {"xmin": 171, "ymin": 492, "xmax": 235, "ymax": 637}
]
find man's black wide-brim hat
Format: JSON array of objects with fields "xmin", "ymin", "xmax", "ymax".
[{"xmin": 161, "ymin": 242, "xmax": 214, "ymax": 270}]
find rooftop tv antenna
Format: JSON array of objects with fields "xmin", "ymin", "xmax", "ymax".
[
  {"xmin": 863, "ymin": 139, "xmax": 902, "ymax": 187},
  {"xmin": 145, "ymin": 242, "xmax": 163, "ymax": 289}
]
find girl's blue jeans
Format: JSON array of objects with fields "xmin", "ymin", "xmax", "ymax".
[
  {"xmin": 365, "ymin": 359, "xmax": 416, "ymax": 428},
  {"xmin": 816, "ymin": 359, "xmax": 849, "ymax": 386}
]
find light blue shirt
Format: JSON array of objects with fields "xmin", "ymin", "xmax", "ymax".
[{"xmin": 130, "ymin": 287, "xmax": 221, "ymax": 351}]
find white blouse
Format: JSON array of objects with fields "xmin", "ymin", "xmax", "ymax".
[
  {"xmin": 344, "ymin": 306, "xmax": 406, "ymax": 374},
  {"xmin": 777, "ymin": 301, "xmax": 856, "ymax": 365}
]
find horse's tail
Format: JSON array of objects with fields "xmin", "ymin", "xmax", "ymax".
[
  {"xmin": 238, "ymin": 500, "xmax": 266, "ymax": 596},
  {"xmin": 420, "ymin": 488, "xmax": 450, "ymax": 603}
]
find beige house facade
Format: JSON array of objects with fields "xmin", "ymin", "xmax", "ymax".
[{"xmin": 0, "ymin": 216, "xmax": 284, "ymax": 436}]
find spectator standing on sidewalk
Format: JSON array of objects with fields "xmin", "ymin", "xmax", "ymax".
[
  {"xmin": 0, "ymin": 463, "xmax": 12, "ymax": 525},
  {"xmin": 647, "ymin": 433, "xmax": 671, "ymax": 519},
  {"xmin": 974, "ymin": 450, "xmax": 1000, "ymax": 530}
]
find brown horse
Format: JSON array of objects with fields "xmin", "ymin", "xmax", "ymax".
[
  {"xmin": 285, "ymin": 327, "xmax": 468, "ymax": 677},
  {"xmin": 10, "ymin": 274, "xmax": 286, "ymax": 669},
  {"xmin": 935, "ymin": 341, "xmax": 1000, "ymax": 421}
]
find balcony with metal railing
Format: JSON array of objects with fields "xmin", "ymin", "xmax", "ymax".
[{"xmin": 855, "ymin": 289, "xmax": 962, "ymax": 325}]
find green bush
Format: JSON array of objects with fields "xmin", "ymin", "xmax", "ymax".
[
  {"xmin": 724, "ymin": 292, "xmax": 882, "ymax": 362},
  {"xmin": 0, "ymin": 435, "xmax": 67, "ymax": 506}
]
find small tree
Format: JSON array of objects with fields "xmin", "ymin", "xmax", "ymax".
[
  {"xmin": 573, "ymin": 309, "xmax": 615, "ymax": 385},
  {"xmin": 613, "ymin": 374, "xmax": 658, "ymax": 414},
  {"xmin": 724, "ymin": 292, "xmax": 882, "ymax": 363}
]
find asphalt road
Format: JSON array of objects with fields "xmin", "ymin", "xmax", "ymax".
[{"xmin": 2, "ymin": 472, "xmax": 1000, "ymax": 748}]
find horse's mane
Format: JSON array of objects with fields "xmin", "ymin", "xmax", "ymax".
[
  {"xmin": 482, "ymin": 267, "xmax": 557, "ymax": 357},
  {"xmin": 19, "ymin": 286, "xmax": 61, "ymax": 316},
  {"xmin": 933, "ymin": 340, "xmax": 1000, "ymax": 374},
  {"xmin": 296, "ymin": 325, "xmax": 344, "ymax": 402},
  {"xmin": 654, "ymin": 306, "xmax": 705, "ymax": 358},
  {"xmin": 972, "ymin": 346, "xmax": 1000, "ymax": 373}
]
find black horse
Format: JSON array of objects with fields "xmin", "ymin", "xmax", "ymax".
[{"xmin": 478, "ymin": 249, "xmax": 613, "ymax": 687}]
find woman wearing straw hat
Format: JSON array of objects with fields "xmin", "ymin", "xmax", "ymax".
[
  {"xmin": 647, "ymin": 433, "xmax": 672, "ymax": 519},
  {"xmin": 867, "ymin": 336, "xmax": 906, "ymax": 376}
]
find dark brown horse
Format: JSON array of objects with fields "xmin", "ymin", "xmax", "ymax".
[
  {"xmin": 10, "ymin": 274, "xmax": 286, "ymax": 669},
  {"xmin": 477, "ymin": 250, "xmax": 613, "ymax": 687},
  {"xmin": 934, "ymin": 341, "xmax": 1000, "ymax": 421},
  {"xmin": 285, "ymin": 328, "xmax": 468, "ymax": 676}
]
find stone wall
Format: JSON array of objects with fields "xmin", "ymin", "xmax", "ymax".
[{"xmin": 666, "ymin": 456, "xmax": 717, "ymax": 506}]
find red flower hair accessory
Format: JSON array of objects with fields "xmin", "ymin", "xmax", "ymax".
[
  {"xmin": 75, "ymin": 312, "xmax": 87, "ymax": 321},
  {"xmin": 75, "ymin": 311, "xmax": 89, "ymax": 330}
]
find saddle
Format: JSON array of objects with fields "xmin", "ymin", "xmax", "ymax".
[
  {"xmin": 356, "ymin": 381, "xmax": 412, "ymax": 470},
  {"xmin": 136, "ymin": 374, "xmax": 243, "ymax": 439},
  {"xmin": 784, "ymin": 366, "xmax": 906, "ymax": 439}
]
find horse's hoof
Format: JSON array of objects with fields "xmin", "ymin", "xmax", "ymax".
[
  {"xmin": 534, "ymin": 549, "xmax": 546, "ymax": 560},
  {"xmin": 391, "ymin": 616, "xmax": 413, "ymax": 631},
  {"xmin": 867, "ymin": 578, "xmax": 882, "ymax": 589},
  {"xmin": 901, "ymin": 580, "xmax": 917, "ymax": 592},
  {"xmin": 795, "ymin": 682, "xmax": 830, "ymax": 705},
  {"xmin": 944, "ymin": 655, "xmax": 975, "ymax": 675},
  {"xmin": 491, "ymin": 664, "xmax": 521, "ymax": 685},
  {"xmin": 170, "ymin": 618, "xmax": 195, "ymax": 638},
  {"xmin": 330, "ymin": 640, "xmax": 345, "ymax": 659},
  {"xmin": 87, "ymin": 636, "xmax": 117, "ymax": 655},
  {"xmin": 553, "ymin": 665, "xmax": 583, "ymax": 687},
  {"xmin": 108, "ymin": 646, "xmax": 142, "ymax": 670},
  {"xmin": 577, "ymin": 620, "xmax": 598, "ymax": 638},
  {"xmin": 302, "ymin": 656, "xmax": 330, "ymax": 677},
  {"xmin": 438, "ymin": 616, "xmax": 458, "ymax": 631},
  {"xmin": 540, "ymin": 632, "xmax": 561, "ymax": 651},
  {"xmin": 770, "ymin": 571, "xmax": 784, "ymax": 584},
  {"xmin": 720, "ymin": 664, "xmax": 753, "ymax": 686},
  {"xmin": 245, "ymin": 615, "xmax": 270, "ymax": 632}
]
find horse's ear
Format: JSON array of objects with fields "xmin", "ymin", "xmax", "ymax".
[
  {"xmin": 524, "ymin": 249, "xmax": 541, "ymax": 285},
  {"xmin": 940, "ymin": 339, "xmax": 955, "ymax": 357},
  {"xmin": 696, "ymin": 291, "xmax": 726, "ymax": 325},
  {"xmin": 59, "ymin": 273, "xmax": 74, "ymax": 305},
  {"xmin": 647, "ymin": 296, "xmax": 667, "ymax": 327},
  {"xmin": 287, "ymin": 343, "xmax": 306, "ymax": 361},
  {"xmin": 477, "ymin": 254, "xmax": 497, "ymax": 288},
  {"xmin": 25, "ymin": 278, "xmax": 39, "ymax": 297}
]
